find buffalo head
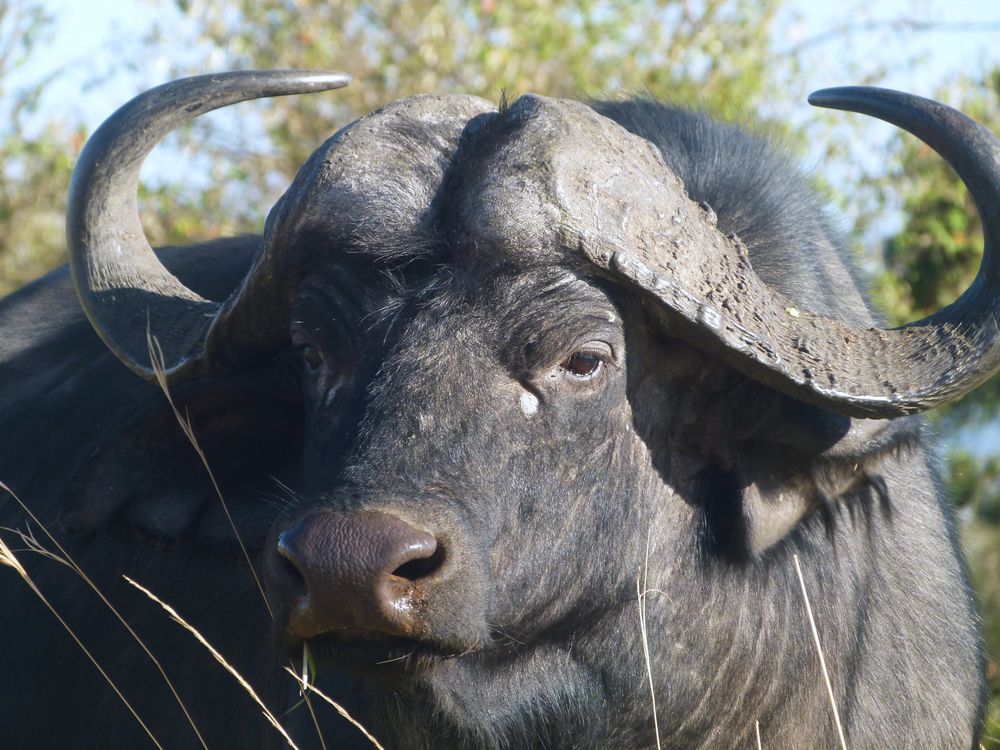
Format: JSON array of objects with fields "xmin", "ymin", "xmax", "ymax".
[{"xmin": 53, "ymin": 70, "xmax": 995, "ymax": 747}]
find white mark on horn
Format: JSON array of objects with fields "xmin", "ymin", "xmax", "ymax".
[
  {"xmin": 520, "ymin": 391, "xmax": 539, "ymax": 417},
  {"xmin": 698, "ymin": 304, "xmax": 722, "ymax": 329}
]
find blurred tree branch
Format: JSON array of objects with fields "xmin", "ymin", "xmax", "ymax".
[{"xmin": 0, "ymin": 0, "xmax": 81, "ymax": 294}]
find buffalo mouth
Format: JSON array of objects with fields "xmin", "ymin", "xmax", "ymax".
[
  {"xmin": 275, "ymin": 626, "xmax": 487, "ymax": 680},
  {"xmin": 301, "ymin": 632, "xmax": 460, "ymax": 669}
]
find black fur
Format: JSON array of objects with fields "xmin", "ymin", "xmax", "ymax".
[{"xmin": 0, "ymin": 96, "xmax": 985, "ymax": 748}]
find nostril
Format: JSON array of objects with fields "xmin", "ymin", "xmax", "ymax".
[
  {"xmin": 278, "ymin": 552, "xmax": 306, "ymax": 589},
  {"xmin": 392, "ymin": 543, "xmax": 446, "ymax": 582},
  {"xmin": 272, "ymin": 510, "xmax": 445, "ymax": 639}
]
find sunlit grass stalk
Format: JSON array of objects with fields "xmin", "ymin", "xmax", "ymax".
[
  {"xmin": 147, "ymin": 333, "xmax": 329, "ymax": 747},
  {"xmin": 637, "ymin": 527, "xmax": 663, "ymax": 750},
  {"xmin": 297, "ymin": 642, "xmax": 328, "ymax": 750},
  {"xmin": 0, "ymin": 481, "xmax": 209, "ymax": 749},
  {"xmin": 284, "ymin": 667, "xmax": 387, "ymax": 750},
  {"xmin": 0, "ymin": 536, "xmax": 165, "ymax": 749},
  {"xmin": 793, "ymin": 553, "xmax": 847, "ymax": 750},
  {"xmin": 147, "ymin": 333, "xmax": 357, "ymax": 748},
  {"xmin": 125, "ymin": 574, "xmax": 299, "ymax": 749},
  {"xmin": 146, "ymin": 332, "xmax": 272, "ymax": 619}
]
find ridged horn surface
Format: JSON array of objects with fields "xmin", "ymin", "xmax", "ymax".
[{"xmin": 67, "ymin": 69, "xmax": 350, "ymax": 380}]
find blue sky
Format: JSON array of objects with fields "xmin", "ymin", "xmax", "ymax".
[{"xmin": 25, "ymin": 0, "xmax": 1000, "ymax": 133}]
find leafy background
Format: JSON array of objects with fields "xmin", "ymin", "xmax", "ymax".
[{"xmin": 2, "ymin": 0, "xmax": 999, "ymax": 743}]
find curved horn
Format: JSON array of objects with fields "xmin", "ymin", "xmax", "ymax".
[
  {"xmin": 67, "ymin": 70, "xmax": 350, "ymax": 381},
  {"xmin": 626, "ymin": 87, "xmax": 1000, "ymax": 418},
  {"xmin": 799, "ymin": 86, "xmax": 1000, "ymax": 413},
  {"xmin": 532, "ymin": 90, "xmax": 999, "ymax": 418}
]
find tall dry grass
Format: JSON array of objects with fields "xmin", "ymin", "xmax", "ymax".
[{"xmin": 0, "ymin": 333, "xmax": 388, "ymax": 748}]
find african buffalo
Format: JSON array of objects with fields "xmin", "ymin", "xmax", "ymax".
[{"xmin": 0, "ymin": 70, "xmax": 994, "ymax": 748}]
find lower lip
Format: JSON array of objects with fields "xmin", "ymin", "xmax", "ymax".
[{"xmin": 292, "ymin": 633, "xmax": 453, "ymax": 674}]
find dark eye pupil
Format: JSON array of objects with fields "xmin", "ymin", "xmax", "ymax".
[{"xmin": 563, "ymin": 352, "xmax": 601, "ymax": 377}]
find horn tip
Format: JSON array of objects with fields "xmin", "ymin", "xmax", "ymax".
[
  {"xmin": 808, "ymin": 85, "xmax": 918, "ymax": 114},
  {"xmin": 808, "ymin": 86, "xmax": 865, "ymax": 109},
  {"xmin": 285, "ymin": 69, "xmax": 352, "ymax": 91}
]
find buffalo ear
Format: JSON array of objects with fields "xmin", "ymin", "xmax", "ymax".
[
  {"xmin": 59, "ymin": 362, "xmax": 303, "ymax": 552},
  {"xmin": 698, "ymin": 404, "xmax": 919, "ymax": 557},
  {"xmin": 712, "ymin": 468, "xmax": 815, "ymax": 554},
  {"xmin": 632, "ymin": 335, "xmax": 919, "ymax": 557}
]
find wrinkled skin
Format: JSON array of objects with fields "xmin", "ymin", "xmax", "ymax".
[{"xmin": 0, "ymin": 97, "xmax": 986, "ymax": 748}]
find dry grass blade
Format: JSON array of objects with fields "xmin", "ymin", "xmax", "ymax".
[
  {"xmin": 0, "ymin": 536, "xmax": 165, "ymax": 749},
  {"xmin": 0, "ymin": 535, "xmax": 27, "ymax": 576},
  {"xmin": 793, "ymin": 554, "xmax": 848, "ymax": 750},
  {"xmin": 146, "ymin": 332, "xmax": 272, "ymax": 619},
  {"xmin": 147, "ymin": 336, "xmax": 330, "ymax": 749},
  {"xmin": 0, "ymin": 482, "xmax": 209, "ymax": 749},
  {"xmin": 124, "ymin": 575, "xmax": 299, "ymax": 750},
  {"xmin": 636, "ymin": 527, "xmax": 663, "ymax": 750},
  {"xmin": 756, "ymin": 719, "xmax": 762, "ymax": 750},
  {"xmin": 283, "ymin": 667, "xmax": 387, "ymax": 750},
  {"xmin": 296, "ymin": 643, "xmax": 328, "ymax": 750}
]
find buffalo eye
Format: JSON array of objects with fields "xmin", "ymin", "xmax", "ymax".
[
  {"xmin": 560, "ymin": 351, "xmax": 603, "ymax": 380},
  {"xmin": 291, "ymin": 329, "xmax": 324, "ymax": 371},
  {"xmin": 300, "ymin": 344, "xmax": 324, "ymax": 371}
]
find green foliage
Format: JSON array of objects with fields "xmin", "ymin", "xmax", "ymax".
[
  {"xmin": 949, "ymin": 450, "xmax": 1000, "ymax": 523},
  {"xmin": 874, "ymin": 70, "xmax": 1000, "ymax": 746},
  {"xmin": 964, "ymin": 520, "xmax": 1000, "ymax": 747},
  {"xmin": 0, "ymin": 0, "xmax": 81, "ymax": 294},
  {"xmin": 140, "ymin": 0, "xmax": 791, "ymax": 243},
  {"xmin": 874, "ymin": 71, "xmax": 1000, "ymax": 425}
]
